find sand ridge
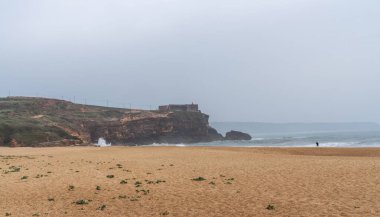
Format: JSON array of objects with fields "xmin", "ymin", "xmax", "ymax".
[{"xmin": 0, "ymin": 147, "xmax": 379, "ymax": 216}]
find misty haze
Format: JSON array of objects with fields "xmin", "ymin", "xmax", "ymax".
[{"xmin": 1, "ymin": 0, "xmax": 380, "ymax": 123}]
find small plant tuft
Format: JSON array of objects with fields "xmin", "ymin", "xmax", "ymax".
[
  {"xmin": 97, "ymin": 204, "xmax": 106, "ymax": 211},
  {"xmin": 21, "ymin": 176, "xmax": 28, "ymax": 180},
  {"xmin": 145, "ymin": 179, "xmax": 166, "ymax": 184},
  {"xmin": 74, "ymin": 199, "xmax": 89, "ymax": 205},
  {"xmin": 191, "ymin": 177, "xmax": 206, "ymax": 181},
  {"xmin": 136, "ymin": 189, "xmax": 150, "ymax": 195},
  {"xmin": 134, "ymin": 181, "xmax": 142, "ymax": 187},
  {"xmin": 266, "ymin": 204, "xmax": 275, "ymax": 210},
  {"xmin": 10, "ymin": 166, "xmax": 21, "ymax": 172}
]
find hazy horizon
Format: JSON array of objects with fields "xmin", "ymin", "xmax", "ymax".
[{"xmin": 1, "ymin": 0, "xmax": 379, "ymax": 123}]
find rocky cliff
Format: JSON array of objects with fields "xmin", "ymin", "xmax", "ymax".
[
  {"xmin": 88, "ymin": 111, "xmax": 224, "ymax": 145},
  {"xmin": 0, "ymin": 97, "xmax": 223, "ymax": 147}
]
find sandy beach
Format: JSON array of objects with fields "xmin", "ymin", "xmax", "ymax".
[{"xmin": 0, "ymin": 147, "xmax": 379, "ymax": 217}]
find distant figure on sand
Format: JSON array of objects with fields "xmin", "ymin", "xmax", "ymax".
[{"xmin": 316, "ymin": 142, "xmax": 319, "ymax": 147}]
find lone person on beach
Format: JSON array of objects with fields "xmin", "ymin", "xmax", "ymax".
[{"xmin": 316, "ymin": 142, "xmax": 319, "ymax": 147}]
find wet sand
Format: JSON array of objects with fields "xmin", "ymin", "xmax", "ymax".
[{"xmin": 1, "ymin": 147, "xmax": 379, "ymax": 216}]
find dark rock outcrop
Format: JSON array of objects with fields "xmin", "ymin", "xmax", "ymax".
[
  {"xmin": 224, "ymin": 130, "xmax": 252, "ymax": 141},
  {"xmin": 207, "ymin": 127, "xmax": 224, "ymax": 141}
]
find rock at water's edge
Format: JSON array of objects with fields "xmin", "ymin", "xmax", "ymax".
[
  {"xmin": 224, "ymin": 130, "xmax": 252, "ymax": 141},
  {"xmin": 208, "ymin": 127, "xmax": 224, "ymax": 141}
]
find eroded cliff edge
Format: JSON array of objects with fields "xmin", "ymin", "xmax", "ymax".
[
  {"xmin": 88, "ymin": 111, "xmax": 223, "ymax": 145},
  {"xmin": 0, "ymin": 97, "xmax": 223, "ymax": 147}
]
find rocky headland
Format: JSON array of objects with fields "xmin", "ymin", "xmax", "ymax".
[{"xmin": 0, "ymin": 97, "xmax": 250, "ymax": 147}]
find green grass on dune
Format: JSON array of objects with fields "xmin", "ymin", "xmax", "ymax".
[{"xmin": 0, "ymin": 97, "xmax": 131, "ymax": 146}]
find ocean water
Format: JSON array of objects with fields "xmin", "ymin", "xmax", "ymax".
[{"xmin": 151, "ymin": 122, "xmax": 380, "ymax": 147}]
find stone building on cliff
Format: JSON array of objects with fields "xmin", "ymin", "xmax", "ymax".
[{"xmin": 158, "ymin": 104, "xmax": 199, "ymax": 112}]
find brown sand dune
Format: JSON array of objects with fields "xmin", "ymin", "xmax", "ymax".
[{"xmin": 0, "ymin": 147, "xmax": 379, "ymax": 216}]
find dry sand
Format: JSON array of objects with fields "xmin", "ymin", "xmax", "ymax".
[{"xmin": 0, "ymin": 147, "xmax": 379, "ymax": 217}]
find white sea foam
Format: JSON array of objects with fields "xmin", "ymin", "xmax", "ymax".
[
  {"xmin": 147, "ymin": 143, "xmax": 187, "ymax": 147},
  {"xmin": 96, "ymin": 138, "xmax": 111, "ymax": 147},
  {"xmin": 308, "ymin": 142, "xmax": 356, "ymax": 147},
  {"xmin": 142, "ymin": 130, "xmax": 380, "ymax": 147},
  {"xmin": 251, "ymin": 137, "xmax": 265, "ymax": 141}
]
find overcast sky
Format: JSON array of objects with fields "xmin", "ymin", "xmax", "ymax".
[{"xmin": 1, "ymin": 0, "xmax": 379, "ymax": 122}]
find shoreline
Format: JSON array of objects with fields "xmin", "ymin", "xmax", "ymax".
[{"xmin": 1, "ymin": 146, "xmax": 380, "ymax": 157}]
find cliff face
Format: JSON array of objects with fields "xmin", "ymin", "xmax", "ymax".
[
  {"xmin": 88, "ymin": 112, "xmax": 222, "ymax": 145},
  {"xmin": 0, "ymin": 97, "xmax": 223, "ymax": 147}
]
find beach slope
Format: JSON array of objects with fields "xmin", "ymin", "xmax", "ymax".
[{"xmin": 0, "ymin": 147, "xmax": 379, "ymax": 216}]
